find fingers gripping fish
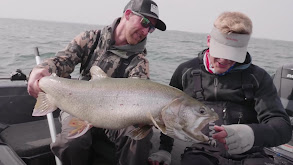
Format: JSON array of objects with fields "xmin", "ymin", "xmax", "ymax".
[{"xmin": 33, "ymin": 66, "xmax": 218, "ymax": 143}]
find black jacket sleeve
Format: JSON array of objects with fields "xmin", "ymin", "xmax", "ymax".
[{"xmin": 248, "ymin": 66, "xmax": 292, "ymax": 147}]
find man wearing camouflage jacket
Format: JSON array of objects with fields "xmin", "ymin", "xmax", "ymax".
[{"xmin": 27, "ymin": 0, "xmax": 166, "ymax": 164}]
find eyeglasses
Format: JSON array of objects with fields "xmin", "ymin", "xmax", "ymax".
[{"xmin": 132, "ymin": 11, "xmax": 156, "ymax": 33}]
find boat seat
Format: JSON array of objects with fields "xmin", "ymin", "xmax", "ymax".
[
  {"xmin": 0, "ymin": 140, "xmax": 26, "ymax": 165},
  {"xmin": 0, "ymin": 118, "xmax": 61, "ymax": 164},
  {"xmin": 0, "ymin": 82, "xmax": 62, "ymax": 164},
  {"xmin": 272, "ymin": 64, "xmax": 293, "ymax": 116}
]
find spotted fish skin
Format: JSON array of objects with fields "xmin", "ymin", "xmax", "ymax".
[{"xmin": 33, "ymin": 66, "xmax": 218, "ymax": 142}]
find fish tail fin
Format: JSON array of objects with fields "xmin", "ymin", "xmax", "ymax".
[
  {"xmin": 127, "ymin": 125, "xmax": 153, "ymax": 140},
  {"xmin": 32, "ymin": 92, "xmax": 57, "ymax": 116},
  {"xmin": 67, "ymin": 117, "xmax": 93, "ymax": 139}
]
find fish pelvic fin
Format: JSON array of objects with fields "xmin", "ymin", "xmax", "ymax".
[
  {"xmin": 90, "ymin": 66, "xmax": 108, "ymax": 80},
  {"xmin": 128, "ymin": 125, "xmax": 153, "ymax": 140},
  {"xmin": 32, "ymin": 92, "xmax": 57, "ymax": 116},
  {"xmin": 67, "ymin": 117, "xmax": 93, "ymax": 139},
  {"xmin": 148, "ymin": 111, "xmax": 166, "ymax": 134}
]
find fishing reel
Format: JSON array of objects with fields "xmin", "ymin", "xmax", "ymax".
[{"xmin": 10, "ymin": 69, "xmax": 27, "ymax": 81}]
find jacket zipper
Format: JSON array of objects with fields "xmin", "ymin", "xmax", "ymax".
[{"xmin": 214, "ymin": 77, "xmax": 218, "ymax": 100}]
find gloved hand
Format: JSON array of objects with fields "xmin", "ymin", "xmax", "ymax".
[
  {"xmin": 214, "ymin": 124, "xmax": 254, "ymax": 155},
  {"xmin": 148, "ymin": 150, "xmax": 171, "ymax": 165}
]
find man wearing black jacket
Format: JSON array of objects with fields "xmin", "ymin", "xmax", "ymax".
[{"xmin": 148, "ymin": 11, "xmax": 292, "ymax": 165}]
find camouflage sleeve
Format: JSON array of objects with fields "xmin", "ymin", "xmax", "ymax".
[
  {"xmin": 127, "ymin": 53, "xmax": 150, "ymax": 79},
  {"xmin": 35, "ymin": 30, "xmax": 99, "ymax": 78}
]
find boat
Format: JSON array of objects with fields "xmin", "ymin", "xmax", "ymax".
[
  {"xmin": 0, "ymin": 70, "xmax": 191, "ymax": 165},
  {"xmin": 1, "ymin": 58, "xmax": 293, "ymax": 165}
]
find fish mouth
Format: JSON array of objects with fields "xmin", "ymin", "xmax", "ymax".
[
  {"xmin": 201, "ymin": 116, "xmax": 219, "ymax": 141},
  {"xmin": 203, "ymin": 115, "xmax": 218, "ymax": 129},
  {"xmin": 182, "ymin": 129, "xmax": 208, "ymax": 142},
  {"xmin": 185, "ymin": 115, "xmax": 219, "ymax": 142}
]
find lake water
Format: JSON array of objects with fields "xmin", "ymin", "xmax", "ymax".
[{"xmin": 1, "ymin": 18, "xmax": 293, "ymax": 85}]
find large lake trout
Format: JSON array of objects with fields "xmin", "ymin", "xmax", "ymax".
[{"xmin": 33, "ymin": 66, "xmax": 218, "ymax": 143}]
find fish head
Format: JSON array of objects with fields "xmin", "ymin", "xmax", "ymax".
[{"xmin": 162, "ymin": 95, "xmax": 218, "ymax": 143}]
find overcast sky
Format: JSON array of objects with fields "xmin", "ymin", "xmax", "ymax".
[{"xmin": 1, "ymin": 0, "xmax": 293, "ymax": 41}]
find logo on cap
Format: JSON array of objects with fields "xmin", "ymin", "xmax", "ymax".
[
  {"xmin": 226, "ymin": 37, "xmax": 238, "ymax": 42},
  {"xmin": 150, "ymin": 4, "xmax": 159, "ymax": 16}
]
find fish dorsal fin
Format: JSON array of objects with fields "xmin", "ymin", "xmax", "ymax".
[
  {"xmin": 148, "ymin": 112, "xmax": 166, "ymax": 134},
  {"xmin": 130, "ymin": 77, "xmax": 147, "ymax": 80},
  {"xmin": 89, "ymin": 66, "xmax": 108, "ymax": 80}
]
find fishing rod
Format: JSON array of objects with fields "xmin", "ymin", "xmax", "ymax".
[{"xmin": 34, "ymin": 47, "xmax": 62, "ymax": 165}]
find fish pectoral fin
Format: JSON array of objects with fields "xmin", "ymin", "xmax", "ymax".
[
  {"xmin": 160, "ymin": 98, "xmax": 186, "ymax": 136},
  {"xmin": 32, "ymin": 92, "xmax": 57, "ymax": 116},
  {"xmin": 89, "ymin": 66, "xmax": 108, "ymax": 80},
  {"xmin": 148, "ymin": 112, "xmax": 166, "ymax": 134},
  {"xmin": 67, "ymin": 118, "xmax": 93, "ymax": 139},
  {"xmin": 127, "ymin": 125, "xmax": 153, "ymax": 140},
  {"xmin": 165, "ymin": 127, "xmax": 176, "ymax": 137}
]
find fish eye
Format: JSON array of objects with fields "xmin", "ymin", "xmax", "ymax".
[{"xmin": 199, "ymin": 107, "xmax": 207, "ymax": 115}]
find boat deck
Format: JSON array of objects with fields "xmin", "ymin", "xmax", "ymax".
[{"xmin": 0, "ymin": 80, "xmax": 293, "ymax": 165}]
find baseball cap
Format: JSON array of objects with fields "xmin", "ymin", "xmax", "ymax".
[
  {"xmin": 209, "ymin": 27, "xmax": 251, "ymax": 63},
  {"xmin": 124, "ymin": 0, "xmax": 166, "ymax": 31}
]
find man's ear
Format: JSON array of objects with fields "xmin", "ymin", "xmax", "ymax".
[
  {"xmin": 207, "ymin": 35, "xmax": 211, "ymax": 47},
  {"xmin": 124, "ymin": 9, "xmax": 132, "ymax": 20}
]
